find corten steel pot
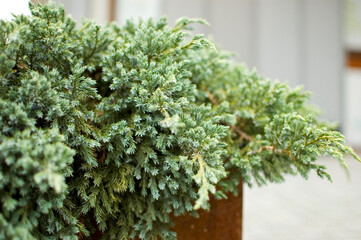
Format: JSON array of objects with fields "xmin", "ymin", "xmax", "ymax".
[{"xmin": 172, "ymin": 182, "xmax": 243, "ymax": 240}]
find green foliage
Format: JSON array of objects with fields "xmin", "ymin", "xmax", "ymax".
[{"xmin": 0, "ymin": 2, "xmax": 359, "ymax": 240}]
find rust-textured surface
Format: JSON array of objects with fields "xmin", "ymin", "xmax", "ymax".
[
  {"xmin": 172, "ymin": 182, "xmax": 243, "ymax": 240},
  {"xmin": 348, "ymin": 51, "xmax": 361, "ymax": 68}
]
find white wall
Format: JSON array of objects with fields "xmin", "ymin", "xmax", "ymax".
[{"xmin": 345, "ymin": 69, "xmax": 361, "ymax": 146}]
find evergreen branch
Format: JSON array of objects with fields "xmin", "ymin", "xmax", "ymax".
[
  {"xmin": 192, "ymin": 153, "xmax": 210, "ymax": 210},
  {"xmin": 83, "ymin": 26, "xmax": 100, "ymax": 63},
  {"xmin": 228, "ymin": 124, "xmax": 254, "ymax": 142},
  {"xmin": 202, "ymin": 85, "xmax": 254, "ymax": 142}
]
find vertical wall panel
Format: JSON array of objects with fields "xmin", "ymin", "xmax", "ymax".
[
  {"xmin": 305, "ymin": 0, "xmax": 343, "ymax": 122},
  {"xmin": 55, "ymin": 0, "xmax": 88, "ymax": 22},
  {"xmin": 116, "ymin": 0, "xmax": 161, "ymax": 24},
  {"xmin": 344, "ymin": 69, "xmax": 361, "ymax": 145},
  {"xmin": 88, "ymin": 0, "xmax": 110, "ymax": 24},
  {"xmin": 53, "ymin": 0, "xmax": 109, "ymax": 24},
  {"xmin": 255, "ymin": 0, "xmax": 302, "ymax": 87},
  {"xmin": 209, "ymin": 0, "xmax": 253, "ymax": 65}
]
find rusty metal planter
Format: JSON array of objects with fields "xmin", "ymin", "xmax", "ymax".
[{"xmin": 172, "ymin": 182, "xmax": 243, "ymax": 240}]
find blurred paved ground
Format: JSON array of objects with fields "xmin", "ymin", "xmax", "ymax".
[{"xmin": 243, "ymin": 154, "xmax": 361, "ymax": 240}]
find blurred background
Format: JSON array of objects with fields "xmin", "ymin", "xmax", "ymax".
[{"xmin": 2, "ymin": 0, "xmax": 361, "ymax": 239}]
